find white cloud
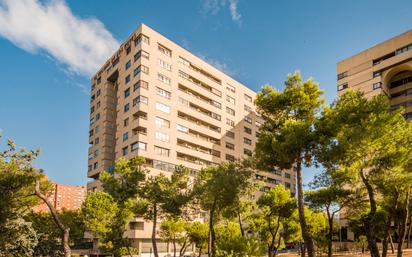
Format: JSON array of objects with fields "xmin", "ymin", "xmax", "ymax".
[
  {"xmin": 202, "ymin": 0, "xmax": 242, "ymax": 24},
  {"xmin": 0, "ymin": 0, "xmax": 119, "ymax": 76}
]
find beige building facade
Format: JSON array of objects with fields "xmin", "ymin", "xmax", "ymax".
[
  {"xmin": 337, "ymin": 29, "xmax": 412, "ymax": 120},
  {"xmin": 87, "ymin": 24, "xmax": 295, "ymax": 254},
  {"xmin": 337, "ymin": 29, "xmax": 412, "ymax": 241}
]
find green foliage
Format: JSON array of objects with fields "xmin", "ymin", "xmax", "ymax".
[
  {"xmin": 215, "ymin": 222, "xmax": 265, "ymax": 257},
  {"xmin": 254, "ymin": 71, "xmax": 324, "ymax": 169},
  {"xmin": 0, "ymin": 216, "xmax": 38, "ymax": 257},
  {"xmin": 186, "ymin": 222, "xmax": 208, "ymax": 255},
  {"xmin": 250, "ymin": 185, "xmax": 296, "ymax": 256},
  {"xmin": 0, "ymin": 138, "xmax": 50, "ymax": 256},
  {"xmin": 83, "ymin": 157, "xmax": 146, "ymax": 257}
]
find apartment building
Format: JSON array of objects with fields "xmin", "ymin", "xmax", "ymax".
[
  {"xmin": 87, "ymin": 24, "xmax": 295, "ymax": 253},
  {"xmin": 337, "ymin": 29, "xmax": 412, "ymax": 120},
  {"xmin": 33, "ymin": 183, "xmax": 87, "ymax": 213},
  {"xmin": 336, "ymin": 29, "xmax": 412, "ymax": 241}
]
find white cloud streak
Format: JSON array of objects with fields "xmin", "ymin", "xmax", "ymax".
[
  {"xmin": 202, "ymin": 0, "xmax": 242, "ymax": 24},
  {"xmin": 0, "ymin": 0, "xmax": 119, "ymax": 76}
]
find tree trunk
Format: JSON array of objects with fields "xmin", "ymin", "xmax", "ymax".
[
  {"xmin": 382, "ymin": 216, "xmax": 392, "ymax": 257},
  {"xmin": 208, "ymin": 201, "xmax": 216, "ymax": 257},
  {"xmin": 173, "ymin": 238, "xmax": 177, "ymax": 257},
  {"xmin": 327, "ymin": 212, "xmax": 334, "ymax": 257},
  {"xmin": 359, "ymin": 170, "xmax": 380, "ymax": 257},
  {"xmin": 296, "ymin": 158, "xmax": 315, "ymax": 257},
  {"xmin": 198, "ymin": 248, "xmax": 202, "ymax": 257},
  {"xmin": 34, "ymin": 180, "xmax": 71, "ymax": 257},
  {"xmin": 301, "ymin": 243, "xmax": 306, "ymax": 257},
  {"xmin": 238, "ymin": 207, "xmax": 245, "ymax": 237},
  {"xmin": 407, "ymin": 216, "xmax": 412, "ymax": 248},
  {"xmin": 179, "ymin": 238, "xmax": 188, "ymax": 257},
  {"xmin": 152, "ymin": 203, "xmax": 159, "ymax": 257},
  {"xmin": 390, "ymin": 234, "xmax": 395, "ymax": 254},
  {"xmin": 397, "ymin": 188, "xmax": 410, "ymax": 257}
]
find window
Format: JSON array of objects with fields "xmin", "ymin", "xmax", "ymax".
[
  {"xmin": 337, "ymin": 71, "xmax": 348, "ymax": 80},
  {"xmin": 226, "ymin": 131, "xmax": 235, "ymax": 139},
  {"xmin": 244, "ymin": 149, "xmax": 252, "ymax": 156},
  {"xmin": 125, "ymin": 74, "xmax": 131, "ymax": 84},
  {"xmin": 134, "ymin": 50, "xmax": 149, "ymax": 61},
  {"xmin": 154, "ymin": 146, "xmax": 170, "ymax": 157},
  {"xmin": 158, "ymin": 59, "xmax": 172, "ymax": 71},
  {"xmin": 373, "ymin": 71, "xmax": 381, "ymax": 77},
  {"xmin": 244, "ymin": 127, "xmax": 252, "ymax": 134},
  {"xmin": 96, "ymin": 77, "xmax": 101, "ymax": 84},
  {"xmin": 226, "ymin": 95, "xmax": 235, "ymax": 104},
  {"xmin": 155, "ymin": 131, "xmax": 169, "ymax": 142},
  {"xmin": 95, "ymin": 125, "xmax": 100, "ymax": 133},
  {"xmin": 135, "ymin": 34, "xmax": 150, "ymax": 45},
  {"xmin": 373, "ymin": 82, "xmax": 382, "ymax": 90},
  {"xmin": 226, "ymin": 118, "xmax": 235, "ymax": 127},
  {"xmin": 285, "ymin": 173, "xmax": 291, "ymax": 179},
  {"xmin": 133, "ymin": 95, "xmax": 148, "ymax": 106},
  {"xmin": 155, "ymin": 117, "xmax": 170, "ymax": 128},
  {"xmin": 178, "ymin": 56, "xmax": 190, "ymax": 66},
  {"xmin": 124, "ymin": 88, "xmax": 130, "ymax": 98},
  {"xmin": 255, "ymin": 121, "xmax": 262, "ymax": 128},
  {"xmin": 123, "ymin": 132, "xmax": 129, "ymax": 141},
  {"xmin": 226, "ymin": 83, "xmax": 236, "ymax": 93},
  {"xmin": 285, "ymin": 182, "xmax": 291, "ymax": 189},
  {"xmin": 126, "ymin": 46, "xmax": 131, "ymax": 54},
  {"xmin": 124, "ymin": 118, "xmax": 129, "ymax": 127},
  {"xmin": 158, "ymin": 44, "xmax": 172, "ymax": 57},
  {"xmin": 96, "ymin": 113, "xmax": 100, "ymax": 121},
  {"xmin": 156, "ymin": 87, "xmax": 171, "ymax": 99},
  {"xmin": 96, "ymin": 101, "xmax": 101, "ymax": 109},
  {"xmin": 226, "ymin": 107, "xmax": 235, "ymax": 116},
  {"xmin": 134, "ymin": 65, "xmax": 149, "ymax": 76},
  {"xmin": 125, "ymin": 60, "xmax": 131, "ymax": 70},
  {"xmin": 337, "ymin": 83, "xmax": 348, "ymax": 91},
  {"xmin": 225, "ymin": 142, "xmax": 235, "ymax": 150},
  {"xmin": 244, "ymin": 116, "xmax": 252, "ymax": 124},
  {"xmin": 90, "ymin": 106, "xmax": 95, "ymax": 114},
  {"xmin": 96, "ymin": 89, "xmax": 101, "ymax": 96},
  {"xmin": 134, "ymin": 80, "xmax": 149, "ymax": 91},
  {"xmin": 156, "ymin": 102, "xmax": 171, "ymax": 113},
  {"xmin": 93, "ymin": 162, "xmax": 98, "ymax": 169},
  {"xmin": 395, "ymin": 44, "xmax": 412, "ymax": 55},
  {"xmin": 124, "ymin": 103, "xmax": 130, "ymax": 112},
  {"xmin": 244, "ymin": 94, "xmax": 252, "ymax": 102},
  {"xmin": 256, "ymin": 132, "xmax": 261, "ymax": 138},
  {"xmin": 225, "ymin": 154, "xmax": 235, "ymax": 161},
  {"xmin": 177, "ymin": 124, "xmax": 189, "ymax": 133},
  {"xmin": 131, "ymin": 141, "xmax": 147, "ymax": 151},
  {"xmin": 130, "ymin": 221, "xmax": 144, "ymax": 230},
  {"xmin": 244, "ymin": 105, "xmax": 252, "ymax": 112},
  {"xmin": 122, "ymin": 147, "xmax": 128, "ymax": 156},
  {"xmin": 158, "ymin": 73, "xmax": 171, "ymax": 85},
  {"xmin": 244, "ymin": 137, "xmax": 252, "ymax": 145},
  {"xmin": 94, "ymin": 137, "xmax": 100, "ymax": 145},
  {"xmin": 93, "ymin": 149, "xmax": 99, "ymax": 157}
]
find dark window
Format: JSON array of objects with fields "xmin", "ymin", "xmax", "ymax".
[{"xmin": 124, "ymin": 88, "xmax": 130, "ymax": 98}]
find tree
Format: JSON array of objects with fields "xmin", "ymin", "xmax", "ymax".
[
  {"xmin": 316, "ymin": 91, "xmax": 412, "ymax": 257},
  {"xmin": 85, "ymin": 157, "xmax": 146, "ymax": 256},
  {"xmin": 34, "ymin": 180, "xmax": 72, "ymax": 257},
  {"xmin": 255, "ymin": 71, "xmax": 324, "ymax": 257},
  {"xmin": 0, "ymin": 138, "xmax": 43, "ymax": 256},
  {"xmin": 193, "ymin": 161, "xmax": 253, "ymax": 257},
  {"xmin": 186, "ymin": 222, "xmax": 208, "ymax": 257},
  {"xmin": 27, "ymin": 209, "xmax": 86, "ymax": 257},
  {"xmin": 215, "ymin": 221, "xmax": 265, "ymax": 257},
  {"xmin": 159, "ymin": 217, "xmax": 186, "ymax": 257},
  {"xmin": 136, "ymin": 165, "xmax": 192, "ymax": 257},
  {"xmin": 306, "ymin": 172, "xmax": 352, "ymax": 257},
  {"xmin": 255, "ymin": 185, "xmax": 297, "ymax": 257}
]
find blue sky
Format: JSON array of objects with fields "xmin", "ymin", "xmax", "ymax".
[{"xmin": 0, "ymin": 0, "xmax": 411, "ymax": 186}]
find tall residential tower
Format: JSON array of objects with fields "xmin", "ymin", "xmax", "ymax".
[
  {"xmin": 87, "ymin": 24, "xmax": 296, "ymax": 252},
  {"xmin": 337, "ymin": 29, "xmax": 412, "ymax": 120}
]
